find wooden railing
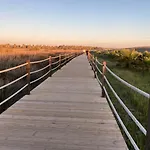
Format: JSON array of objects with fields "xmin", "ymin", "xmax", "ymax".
[
  {"xmin": 88, "ymin": 52, "xmax": 150, "ymax": 150},
  {"xmin": 0, "ymin": 53, "xmax": 77, "ymax": 109}
]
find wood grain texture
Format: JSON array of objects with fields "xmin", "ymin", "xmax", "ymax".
[{"xmin": 0, "ymin": 54, "xmax": 127, "ymax": 150}]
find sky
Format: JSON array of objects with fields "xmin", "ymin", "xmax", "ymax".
[{"xmin": 0, "ymin": 0, "xmax": 150, "ymax": 48}]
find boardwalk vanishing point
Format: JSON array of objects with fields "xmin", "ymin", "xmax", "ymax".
[{"xmin": 0, "ymin": 54, "xmax": 127, "ymax": 150}]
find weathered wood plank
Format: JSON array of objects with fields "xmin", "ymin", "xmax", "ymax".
[{"xmin": 0, "ymin": 54, "xmax": 127, "ymax": 150}]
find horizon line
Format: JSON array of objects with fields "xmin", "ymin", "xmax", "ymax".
[{"xmin": 0, "ymin": 42, "xmax": 150, "ymax": 49}]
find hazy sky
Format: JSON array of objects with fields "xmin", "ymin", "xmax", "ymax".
[{"xmin": 0, "ymin": 0, "xmax": 150, "ymax": 48}]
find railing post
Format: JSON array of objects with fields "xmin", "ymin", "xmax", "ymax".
[
  {"xmin": 93, "ymin": 56, "xmax": 96, "ymax": 78},
  {"xmin": 49, "ymin": 56, "xmax": 52, "ymax": 77},
  {"xmin": 146, "ymin": 96, "xmax": 150, "ymax": 150},
  {"xmin": 88, "ymin": 53, "xmax": 92, "ymax": 69},
  {"xmin": 2, "ymin": 73, "xmax": 6, "ymax": 101},
  {"xmin": 87, "ymin": 51, "xmax": 90, "ymax": 61},
  {"xmin": 71, "ymin": 53, "xmax": 73, "ymax": 59},
  {"xmin": 64, "ymin": 54, "xmax": 66, "ymax": 64},
  {"xmin": 95, "ymin": 57, "xmax": 98, "ymax": 78},
  {"xmin": 65, "ymin": 54, "xmax": 67, "ymax": 63},
  {"xmin": 88, "ymin": 53, "xmax": 93, "ymax": 70},
  {"xmin": 26, "ymin": 60, "xmax": 30, "ymax": 95},
  {"xmin": 59, "ymin": 54, "xmax": 61, "ymax": 68},
  {"xmin": 102, "ymin": 61, "xmax": 106, "ymax": 97},
  {"xmin": 68, "ymin": 54, "xmax": 70, "ymax": 61},
  {"xmin": 65, "ymin": 53, "xmax": 67, "ymax": 64},
  {"xmin": 91, "ymin": 55, "xmax": 94, "ymax": 71}
]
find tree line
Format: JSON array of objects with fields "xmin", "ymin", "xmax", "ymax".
[{"xmin": 0, "ymin": 44, "xmax": 102, "ymax": 51}]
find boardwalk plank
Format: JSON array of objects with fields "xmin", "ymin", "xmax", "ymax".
[{"xmin": 0, "ymin": 54, "xmax": 127, "ymax": 150}]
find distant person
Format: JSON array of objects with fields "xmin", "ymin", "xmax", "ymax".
[{"xmin": 86, "ymin": 50, "xmax": 88, "ymax": 56}]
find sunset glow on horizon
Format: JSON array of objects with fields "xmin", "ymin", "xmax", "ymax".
[{"xmin": 0, "ymin": 0, "xmax": 150, "ymax": 48}]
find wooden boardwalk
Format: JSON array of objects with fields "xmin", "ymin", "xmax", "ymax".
[{"xmin": 0, "ymin": 54, "xmax": 127, "ymax": 150}]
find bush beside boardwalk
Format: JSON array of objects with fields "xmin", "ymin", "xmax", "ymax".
[{"xmin": 98, "ymin": 49, "xmax": 150, "ymax": 71}]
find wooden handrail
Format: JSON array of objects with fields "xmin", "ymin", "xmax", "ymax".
[
  {"xmin": 89, "ymin": 52, "xmax": 150, "ymax": 150},
  {"xmin": 0, "ymin": 53, "xmax": 77, "ymax": 107}
]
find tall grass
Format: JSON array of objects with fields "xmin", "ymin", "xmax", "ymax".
[{"xmin": 0, "ymin": 49, "xmax": 72, "ymax": 113}]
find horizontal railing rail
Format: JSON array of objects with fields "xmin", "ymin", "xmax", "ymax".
[
  {"xmin": 51, "ymin": 60, "xmax": 59, "ymax": 65},
  {"xmin": 93, "ymin": 56, "xmax": 149, "ymax": 99},
  {"xmin": 0, "ymin": 84, "xmax": 28, "ymax": 106},
  {"xmin": 30, "ymin": 58, "xmax": 49, "ymax": 64},
  {"xmin": 0, "ymin": 63, "xmax": 27, "ymax": 74},
  {"xmin": 88, "ymin": 52, "xmax": 150, "ymax": 150},
  {"xmin": 30, "ymin": 64, "xmax": 50, "ymax": 75},
  {"xmin": 51, "ymin": 55, "xmax": 60, "ymax": 59},
  {"xmin": 0, "ymin": 53, "xmax": 78, "ymax": 109},
  {"xmin": 30, "ymin": 70, "xmax": 50, "ymax": 84},
  {"xmin": 0, "ymin": 74, "xmax": 28, "ymax": 90}
]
